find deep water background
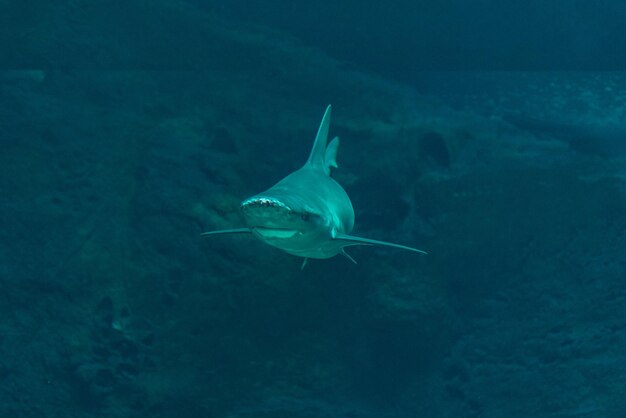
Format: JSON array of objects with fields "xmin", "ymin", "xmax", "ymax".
[
  {"xmin": 203, "ymin": 0, "xmax": 626, "ymax": 73},
  {"xmin": 1, "ymin": 1, "xmax": 626, "ymax": 417}
]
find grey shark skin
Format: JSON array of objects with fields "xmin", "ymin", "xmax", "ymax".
[{"xmin": 202, "ymin": 105, "xmax": 426, "ymax": 266}]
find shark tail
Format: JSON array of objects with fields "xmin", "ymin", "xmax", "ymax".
[{"xmin": 325, "ymin": 137, "xmax": 340, "ymax": 173}]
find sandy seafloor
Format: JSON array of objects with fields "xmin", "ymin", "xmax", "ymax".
[{"xmin": 1, "ymin": 2, "xmax": 626, "ymax": 417}]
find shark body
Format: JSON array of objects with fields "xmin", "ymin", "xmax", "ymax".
[{"xmin": 202, "ymin": 105, "xmax": 426, "ymax": 266}]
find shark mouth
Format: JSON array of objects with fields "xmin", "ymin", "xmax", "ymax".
[
  {"xmin": 241, "ymin": 197, "xmax": 291, "ymax": 212},
  {"xmin": 241, "ymin": 196, "xmax": 319, "ymax": 242},
  {"xmin": 252, "ymin": 227, "xmax": 299, "ymax": 239},
  {"xmin": 241, "ymin": 197, "xmax": 299, "ymax": 238},
  {"xmin": 241, "ymin": 197, "xmax": 293, "ymax": 224}
]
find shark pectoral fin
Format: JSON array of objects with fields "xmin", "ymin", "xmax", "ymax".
[
  {"xmin": 201, "ymin": 228, "xmax": 251, "ymax": 237},
  {"xmin": 301, "ymin": 257, "xmax": 309, "ymax": 270},
  {"xmin": 334, "ymin": 233, "xmax": 428, "ymax": 255}
]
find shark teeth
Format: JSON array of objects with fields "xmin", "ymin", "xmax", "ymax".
[{"xmin": 241, "ymin": 197, "xmax": 291, "ymax": 211}]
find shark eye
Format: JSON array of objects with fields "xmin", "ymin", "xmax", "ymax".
[{"xmin": 301, "ymin": 212, "xmax": 310, "ymax": 221}]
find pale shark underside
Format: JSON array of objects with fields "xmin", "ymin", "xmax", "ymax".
[{"xmin": 202, "ymin": 105, "xmax": 426, "ymax": 268}]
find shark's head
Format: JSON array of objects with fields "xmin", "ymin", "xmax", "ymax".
[{"xmin": 240, "ymin": 194, "xmax": 330, "ymax": 253}]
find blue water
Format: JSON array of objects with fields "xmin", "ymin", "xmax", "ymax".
[
  {"xmin": 1, "ymin": 2, "xmax": 625, "ymax": 417},
  {"xmin": 202, "ymin": 0, "xmax": 626, "ymax": 72}
]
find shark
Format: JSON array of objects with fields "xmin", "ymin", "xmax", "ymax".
[{"xmin": 202, "ymin": 105, "xmax": 426, "ymax": 268}]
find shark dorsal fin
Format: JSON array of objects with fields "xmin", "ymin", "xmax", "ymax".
[{"xmin": 305, "ymin": 104, "xmax": 335, "ymax": 174}]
